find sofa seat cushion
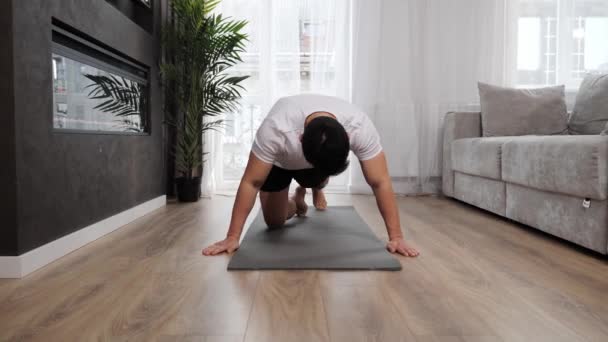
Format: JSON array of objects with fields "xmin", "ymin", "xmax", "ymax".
[
  {"xmin": 502, "ymin": 135, "xmax": 608, "ymax": 200},
  {"xmin": 451, "ymin": 137, "xmax": 515, "ymax": 180}
]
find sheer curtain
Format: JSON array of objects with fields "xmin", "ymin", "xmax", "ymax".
[
  {"xmin": 349, "ymin": 0, "xmax": 509, "ymax": 194},
  {"xmin": 349, "ymin": 0, "xmax": 607, "ymax": 195},
  {"xmin": 202, "ymin": 0, "xmax": 352, "ymax": 196},
  {"xmin": 202, "ymin": 0, "xmax": 608, "ymax": 197}
]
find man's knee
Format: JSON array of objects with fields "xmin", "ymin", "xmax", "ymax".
[{"xmin": 263, "ymin": 216, "xmax": 286, "ymax": 229}]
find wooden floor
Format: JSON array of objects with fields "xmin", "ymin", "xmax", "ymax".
[{"xmin": 1, "ymin": 195, "xmax": 608, "ymax": 342}]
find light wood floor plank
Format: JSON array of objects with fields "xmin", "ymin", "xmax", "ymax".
[
  {"xmin": 320, "ymin": 282, "xmax": 417, "ymax": 342},
  {"xmin": 243, "ymin": 271, "xmax": 330, "ymax": 342},
  {"xmin": 156, "ymin": 335, "xmax": 242, "ymax": 342}
]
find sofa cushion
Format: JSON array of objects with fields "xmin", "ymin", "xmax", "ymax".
[
  {"xmin": 502, "ymin": 136, "xmax": 608, "ymax": 200},
  {"xmin": 569, "ymin": 74, "xmax": 608, "ymax": 134},
  {"xmin": 478, "ymin": 82, "xmax": 568, "ymax": 137},
  {"xmin": 451, "ymin": 137, "xmax": 514, "ymax": 180}
]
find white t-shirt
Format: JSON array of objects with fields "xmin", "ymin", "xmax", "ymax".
[{"xmin": 251, "ymin": 94, "xmax": 382, "ymax": 170}]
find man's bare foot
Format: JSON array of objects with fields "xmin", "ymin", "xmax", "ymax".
[
  {"xmin": 312, "ymin": 188, "xmax": 327, "ymax": 210},
  {"xmin": 291, "ymin": 186, "xmax": 308, "ymax": 216}
]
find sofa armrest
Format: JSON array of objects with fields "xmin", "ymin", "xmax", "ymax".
[{"xmin": 442, "ymin": 112, "xmax": 482, "ymax": 197}]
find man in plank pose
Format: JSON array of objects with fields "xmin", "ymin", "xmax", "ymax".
[{"xmin": 202, "ymin": 94, "xmax": 419, "ymax": 257}]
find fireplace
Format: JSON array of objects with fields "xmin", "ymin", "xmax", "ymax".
[{"xmin": 51, "ymin": 21, "xmax": 150, "ymax": 134}]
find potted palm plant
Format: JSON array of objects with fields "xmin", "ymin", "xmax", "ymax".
[{"xmin": 161, "ymin": 0, "xmax": 248, "ymax": 202}]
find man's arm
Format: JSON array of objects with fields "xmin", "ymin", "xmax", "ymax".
[
  {"xmin": 202, "ymin": 152, "xmax": 272, "ymax": 256},
  {"xmin": 360, "ymin": 152, "xmax": 419, "ymax": 257}
]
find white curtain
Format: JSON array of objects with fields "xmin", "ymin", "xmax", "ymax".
[
  {"xmin": 350, "ymin": 0, "xmax": 608, "ymax": 195},
  {"xmin": 202, "ymin": 0, "xmax": 352, "ymax": 196},
  {"xmin": 349, "ymin": 0, "xmax": 509, "ymax": 195},
  {"xmin": 200, "ymin": 117, "xmax": 221, "ymax": 197},
  {"xmin": 202, "ymin": 0, "xmax": 608, "ymax": 196}
]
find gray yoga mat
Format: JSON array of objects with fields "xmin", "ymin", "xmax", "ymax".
[{"xmin": 227, "ymin": 206, "xmax": 401, "ymax": 271}]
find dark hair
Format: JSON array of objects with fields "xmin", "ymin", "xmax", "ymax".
[{"xmin": 301, "ymin": 116, "xmax": 350, "ymax": 177}]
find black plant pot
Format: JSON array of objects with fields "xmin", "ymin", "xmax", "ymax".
[{"xmin": 175, "ymin": 177, "xmax": 201, "ymax": 202}]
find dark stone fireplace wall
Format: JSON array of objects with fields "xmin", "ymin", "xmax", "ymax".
[
  {"xmin": 1, "ymin": 0, "xmax": 168, "ymax": 256},
  {"xmin": 0, "ymin": 0, "xmax": 18, "ymax": 256}
]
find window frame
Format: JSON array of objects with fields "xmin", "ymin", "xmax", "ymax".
[
  {"xmin": 51, "ymin": 26, "xmax": 151, "ymax": 136},
  {"xmin": 513, "ymin": 0, "xmax": 608, "ymax": 91}
]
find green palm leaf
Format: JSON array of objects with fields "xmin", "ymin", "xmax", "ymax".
[
  {"xmin": 83, "ymin": 74, "xmax": 145, "ymax": 132},
  {"xmin": 161, "ymin": 0, "xmax": 249, "ymax": 178}
]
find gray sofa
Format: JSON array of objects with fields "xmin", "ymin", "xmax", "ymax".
[{"xmin": 442, "ymin": 111, "xmax": 608, "ymax": 254}]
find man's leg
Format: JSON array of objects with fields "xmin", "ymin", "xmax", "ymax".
[
  {"xmin": 312, "ymin": 178, "xmax": 328, "ymax": 210},
  {"xmin": 292, "ymin": 186, "xmax": 308, "ymax": 216},
  {"xmin": 259, "ymin": 166, "xmax": 304, "ymax": 228},
  {"xmin": 259, "ymin": 188, "xmax": 297, "ymax": 228},
  {"xmin": 293, "ymin": 169, "xmax": 329, "ymax": 211}
]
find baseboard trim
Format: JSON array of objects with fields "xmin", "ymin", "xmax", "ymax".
[
  {"xmin": 0, "ymin": 256, "xmax": 21, "ymax": 279},
  {"xmin": 0, "ymin": 195, "xmax": 166, "ymax": 278}
]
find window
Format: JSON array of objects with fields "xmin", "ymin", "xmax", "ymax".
[
  {"xmin": 52, "ymin": 27, "xmax": 149, "ymax": 134},
  {"xmin": 516, "ymin": 0, "xmax": 608, "ymax": 89},
  {"xmin": 216, "ymin": 0, "xmax": 351, "ymax": 190}
]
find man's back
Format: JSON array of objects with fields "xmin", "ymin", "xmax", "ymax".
[{"xmin": 252, "ymin": 94, "xmax": 382, "ymax": 170}]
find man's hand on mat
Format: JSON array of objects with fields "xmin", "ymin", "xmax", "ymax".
[
  {"xmin": 202, "ymin": 237, "xmax": 240, "ymax": 256},
  {"xmin": 387, "ymin": 238, "xmax": 419, "ymax": 257}
]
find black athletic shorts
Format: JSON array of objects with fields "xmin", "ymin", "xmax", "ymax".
[{"xmin": 260, "ymin": 166, "xmax": 328, "ymax": 192}]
